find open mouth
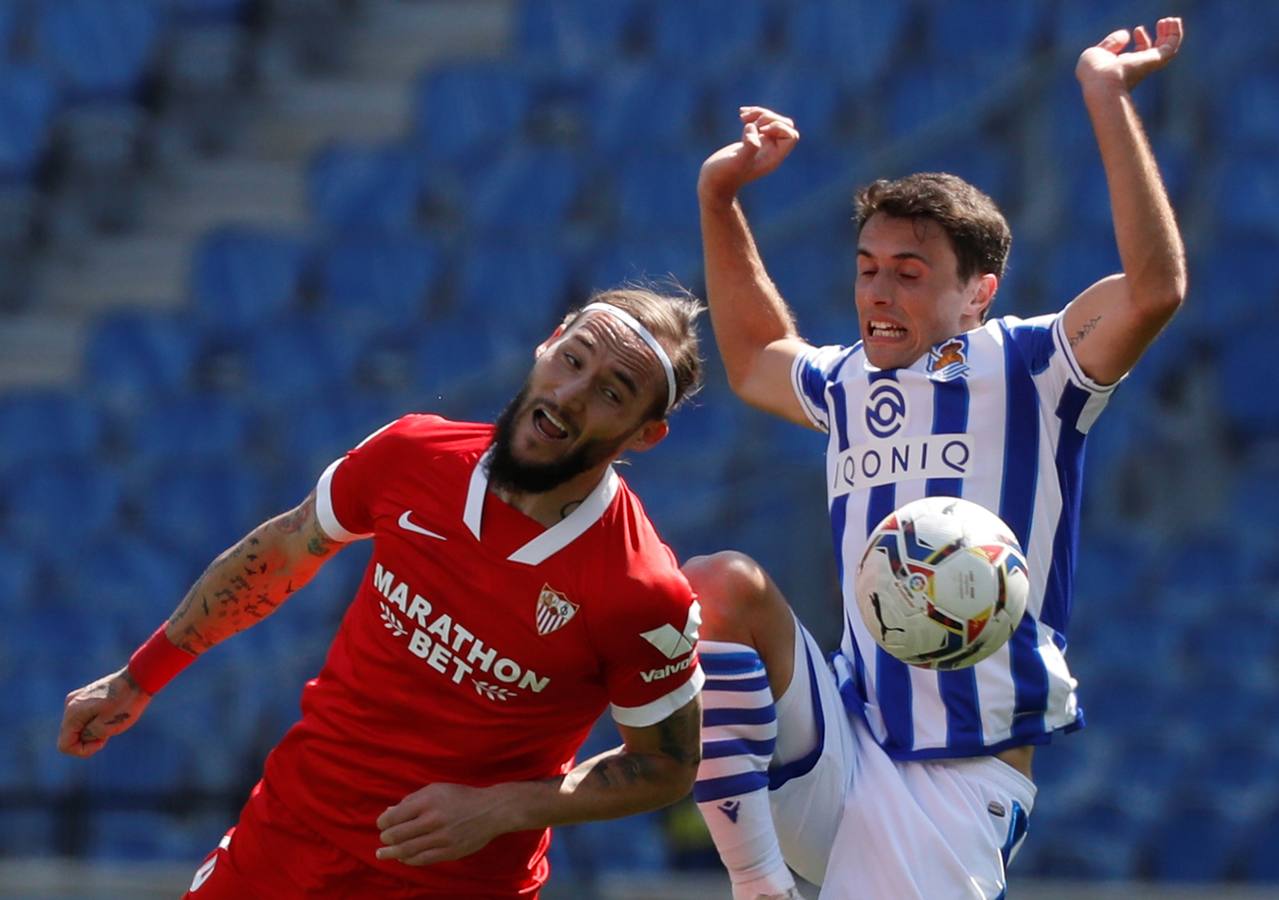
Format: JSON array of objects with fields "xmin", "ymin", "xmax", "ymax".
[
  {"xmin": 867, "ymin": 319, "xmax": 907, "ymax": 340},
  {"xmin": 532, "ymin": 407, "xmax": 571, "ymax": 440}
]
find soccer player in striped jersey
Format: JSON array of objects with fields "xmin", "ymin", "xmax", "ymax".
[{"xmin": 686, "ymin": 19, "xmax": 1186, "ymax": 900}]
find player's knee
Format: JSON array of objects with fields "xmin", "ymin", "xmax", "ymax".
[{"xmin": 683, "ymin": 551, "xmax": 782, "ymax": 638}]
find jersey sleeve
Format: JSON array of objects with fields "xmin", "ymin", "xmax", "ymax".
[
  {"xmin": 791, "ymin": 343, "xmax": 853, "ymax": 432},
  {"xmin": 315, "ymin": 416, "xmax": 413, "ymax": 541},
  {"xmin": 1002, "ymin": 313, "xmax": 1119, "ymax": 435},
  {"xmin": 600, "ymin": 563, "xmax": 705, "ymax": 729}
]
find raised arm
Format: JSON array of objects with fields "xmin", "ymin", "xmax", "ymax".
[
  {"xmin": 57, "ymin": 490, "xmax": 347, "ymax": 757},
  {"xmin": 698, "ymin": 107, "xmax": 819, "ymax": 428},
  {"xmin": 375, "ymin": 696, "xmax": 702, "ymax": 866},
  {"xmin": 1063, "ymin": 18, "xmax": 1188, "ymax": 385}
]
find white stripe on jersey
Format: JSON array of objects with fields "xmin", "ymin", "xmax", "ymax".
[{"xmin": 794, "ymin": 313, "xmax": 1116, "ymax": 760}]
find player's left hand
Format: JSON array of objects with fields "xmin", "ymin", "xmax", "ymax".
[
  {"xmin": 1076, "ymin": 17, "xmax": 1183, "ymax": 92},
  {"xmin": 375, "ymin": 782, "xmax": 510, "ymax": 866}
]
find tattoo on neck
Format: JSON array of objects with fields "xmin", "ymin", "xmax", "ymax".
[{"xmin": 1069, "ymin": 315, "xmax": 1102, "ymax": 348}]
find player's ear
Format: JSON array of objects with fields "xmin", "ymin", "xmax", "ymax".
[
  {"xmin": 535, "ymin": 324, "xmax": 566, "ymax": 359},
  {"xmin": 627, "ymin": 419, "xmax": 669, "ymax": 453},
  {"xmin": 965, "ymin": 273, "xmax": 998, "ymax": 322}
]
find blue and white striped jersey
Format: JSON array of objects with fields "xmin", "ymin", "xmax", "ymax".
[{"xmin": 792, "ymin": 312, "xmax": 1116, "ymax": 760}]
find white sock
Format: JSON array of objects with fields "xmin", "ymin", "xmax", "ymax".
[{"xmin": 694, "ymin": 641, "xmax": 795, "ymax": 900}]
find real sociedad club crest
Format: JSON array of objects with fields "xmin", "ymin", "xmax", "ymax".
[
  {"xmin": 928, "ymin": 337, "xmax": 970, "ymax": 380},
  {"xmin": 535, "ymin": 585, "xmax": 578, "ymax": 636}
]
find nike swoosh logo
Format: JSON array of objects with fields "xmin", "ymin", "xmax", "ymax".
[{"xmin": 397, "ymin": 511, "xmax": 447, "ymax": 541}]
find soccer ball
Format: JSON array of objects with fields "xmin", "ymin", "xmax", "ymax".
[{"xmin": 854, "ymin": 497, "xmax": 1029, "ymax": 670}]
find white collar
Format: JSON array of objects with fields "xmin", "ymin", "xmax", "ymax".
[{"xmin": 463, "ymin": 449, "xmax": 620, "ymax": 565}]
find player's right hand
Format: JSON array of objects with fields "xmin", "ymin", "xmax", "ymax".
[
  {"xmin": 698, "ymin": 106, "xmax": 800, "ymax": 204},
  {"xmin": 57, "ymin": 667, "xmax": 151, "ymax": 758}
]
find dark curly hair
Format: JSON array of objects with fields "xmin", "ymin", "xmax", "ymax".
[{"xmin": 855, "ymin": 172, "xmax": 1011, "ymax": 283}]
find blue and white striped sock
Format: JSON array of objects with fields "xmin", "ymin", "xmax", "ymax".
[{"xmin": 694, "ymin": 641, "xmax": 795, "ymax": 899}]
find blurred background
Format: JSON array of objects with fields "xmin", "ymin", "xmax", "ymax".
[{"xmin": 0, "ymin": 0, "xmax": 1275, "ymax": 897}]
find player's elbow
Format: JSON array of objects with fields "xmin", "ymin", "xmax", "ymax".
[{"xmin": 656, "ymin": 755, "xmax": 700, "ymax": 805}]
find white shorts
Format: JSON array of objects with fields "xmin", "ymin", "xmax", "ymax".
[{"xmin": 767, "ymin": 619, "xmax": 1037, "ymax": 899}]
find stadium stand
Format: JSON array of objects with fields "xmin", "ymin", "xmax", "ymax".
[{"xmin": 1, "ymin": 2, "xmax": 1276, "ymax": 898}]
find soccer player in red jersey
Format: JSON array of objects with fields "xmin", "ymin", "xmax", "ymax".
[{"xmin": 57, "ymin": 287, "xmax": 707, "ymax": 898}]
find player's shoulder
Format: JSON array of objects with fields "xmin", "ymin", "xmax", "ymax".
[{"xmin": 593, "ymin": 480, "xmax": 693, "ymax": 609}]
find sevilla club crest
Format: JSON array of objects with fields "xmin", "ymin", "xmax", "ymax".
[{"xmin": 535, "ymin": 584, "xmax": 579, "ymax": 636}]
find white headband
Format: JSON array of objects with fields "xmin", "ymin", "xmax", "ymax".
[{"xmin": 580, "ymin": 302, "xmax": 677, "ymax": 411}]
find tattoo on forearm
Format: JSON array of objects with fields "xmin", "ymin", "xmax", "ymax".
[
  {"xmin": 1069, "ymin": 315, "xmax": 1103, "ymax": 348},
  {"xmin": 307, "ymin": 519, "xmax": 337, "ymax": 558},
  {"xmin": 656, "ymin": 705, "xmax": 702, "ymax": 767},
  {"xmin": 588, "ymin": 754, "xmax": 652, "ymax": 790},
  {"xmin": 277, "ymin": 503, "xmax": 310, "ymax": 534}
]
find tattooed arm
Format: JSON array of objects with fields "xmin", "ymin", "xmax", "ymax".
[
  {"xmin": 164, "ymin": 490, "xmax": 342, "ymax": 654},
  {"xmin": 1061, "ymin": 18, "xmax": 1187, "ymax": 385},
  {"xmin": 58, "ymin": 491, "xmax": 345, "ymax": 757},
  {"xmin": 374, "ymin": 696, "xmax": 702, "ymax": 866}
]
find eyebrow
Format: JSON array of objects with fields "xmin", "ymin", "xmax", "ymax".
[
  {"xmin": 857, "ymin": 248, "xmax": 931, "ymax": 265},
  {"xmin": 566, "ymin": 333, "xmax": 640, "ymax": 398}
]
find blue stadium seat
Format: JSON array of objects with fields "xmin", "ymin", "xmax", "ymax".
[
  {"xmin": 32, "ymin": 0, "xmax": 160, "ymax": 101},
  {"xmin": 614, "ymin": 148, "xmax": 704, "ymax": 234},
  {"xmin": 264, "ymin": 393, "xmax": 398, "ymax": 480},
  {"xmin": 784, "ymin": 0, "xmax": 911, "ymax": 90},
  {"xmin": 1, "ymin": 460, "xmax": 122, "ymax": 552},
  {"xmin": 514, "ymin": 0, "xmax": 642, "ymax": 72},
  {"xmin": 82, "ymin": 309, "xmax": 200, "ymax": 407},
  {"xmin": 586, "ymin": 66, "xmax": 703, "ymax": 156},
  {"xmin": 412, "ymin": 61, "xmax": 534, "ymax": 165},
  {"xmin": 123, "ymin": 392, "xmax": 252, "ymax": 467},
  {"xmin": 1029, "ymin": 797, "xmax": 1143, "ymax": 879},
  {"xmin": 738, "ymin": 143, "xmax": 848, "ymax": 230},
  {"xmin": 307, "ymin": 142, "xmax": 424, "ymax": 233},
  {"xmin": 0, "ymin": 65, "xmax": 57, "ymax": 183},
  {"xmin": 1215, "ymin": 152, "xmax": 1279, "ymax": 237},
  {"xmin": 710, "ymin": 68, "xmax": 843, "ymax": 147},
  {"xmin": 0, "ymin": 809, "xmax": 58, "ymax": 857},
  {"xmin": 161, "ymin": 0, "xmax": 251, "ymax": 25},
  {"xmin": 1186, "ymin": 229, "xmax": 1279, "ymax": 337},
  {"xmin": 239, "ymin": 311, "xmax": 364, "ymax": 406},
  {"xmin": 318, "ymin": 232, "xmax": 441, "ymax": 329},
  {"xmin": 190, "ymin": 227, "xmax": 311, "ymax": 332},
  {"xmin": 0, "ymin": 389, "xmax": 104, "ymax": 466},
  {"xmin": 469, "ymin": 147, "xmax": 584, "ymax": 231},
  {"xmin": 582, "ymin": 236, "xmax": 700, "ymax": 296},
  {"xmin": 1186, "ymin": 0, "xmax": 1276, "ymax": 77},
  {"xmin": 67, "ymin": 536, "xmax": 191, "ymax": 637},
  {"xmin": 133, "ymin": 463, "xmax": 267, "ymax": 556},
  {"xmin": 883, "ymin": 66, "xmax": 995, "ymax": 140},
  {"xmin": 1146, "ymin": 800, "xmax": 1245, "ymax": 881},
  {"xmin": 1244, "ymin": 811, "xmax": 1279, "ymax": 880},
  {"xmin": 645, "ymin": 0, "xmax": 769, "ymax": 75},
  {"xmin": 1220, "ymin": 330, "xmax": 1279, "ymax": 434},
  {"xmin": 83, "ymin": 723, "xmax": 194, "ymax": 796},
  {"xmin": 1041, "ymin": 236, "xmax": 1120, "ymax": 306},
  {"xmin": 0, "ymin": 542, "xmax": 38, "ymax": 613},
  {"xmin": 925, "ymin": 0, "xmax": 1044, "ymax": 73},
  {"xmin": 757, "ymin": 232, "xmax": 853, "ymax": 327},
  {"xmin": 413, "ymin": 315, "xmax": 509, "ymax": 395},
  {"xmin": 88, "ymin": 809, "xmax": 229, "ymax": 863},
  {"xmin": 0, "ymin": 4, "xmax": 17, "ymax": 59},
  {"xmin": 455, "ymin": 241, "xmax": 570, "ymax": 345}
]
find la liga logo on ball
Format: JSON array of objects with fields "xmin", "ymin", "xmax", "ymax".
[{"xmin": 854, "ymin": 496, "xmax": 1029, "ymax": 670}]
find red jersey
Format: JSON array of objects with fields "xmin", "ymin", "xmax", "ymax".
[{"xmin": 262, "ymin": 415, "xmax": 703, "ymax": 897}]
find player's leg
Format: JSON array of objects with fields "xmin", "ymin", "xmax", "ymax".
[
  {"xmin": 683, "ymin": 551, "xmax": 849, "ymax": 900},
  {"xmin": 816, "ymin": 717, "xmax": 1036, "ymax": 899},
  {"xmin": 183, "ymin": 779, "xmax": 389, "ymax": 899}
]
